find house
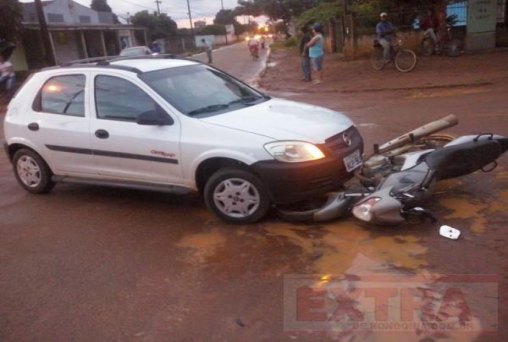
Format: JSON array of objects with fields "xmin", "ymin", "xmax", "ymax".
[{"xmin": 16, "ymin": 0, "xmax": 147, "ymax": 70}]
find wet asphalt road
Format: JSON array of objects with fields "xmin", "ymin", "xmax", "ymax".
[{"xmin": 1, "ymin": 43, "xmax": 508, "ymax": 341}]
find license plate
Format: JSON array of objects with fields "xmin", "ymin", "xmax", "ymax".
[{"xmin": 343, "ymin": 149, "xmax": 362, "ymax": 172}]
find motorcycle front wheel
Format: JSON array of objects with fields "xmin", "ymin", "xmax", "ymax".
[{"xmin": 395, "ymin": 49, "xmax": 417, "ymax": 72}]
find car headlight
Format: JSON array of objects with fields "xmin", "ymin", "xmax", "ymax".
[{"xmin": 264, "ymin": 141, "xmax": 325, "ymax": 163}]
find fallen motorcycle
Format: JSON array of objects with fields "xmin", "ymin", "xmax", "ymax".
[{"xmin": 277, "ymin": 115, "xmax": 508, "ymax": 225}]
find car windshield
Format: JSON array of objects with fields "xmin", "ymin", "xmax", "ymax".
[{"xmin": 139, "ymin": 64, "xmax": 268, "ymax": 117}]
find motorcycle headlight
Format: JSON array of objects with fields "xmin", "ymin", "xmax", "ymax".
[
  {"xmin": 352, "ymin": 197, "xmax": 381, "ymax": 222},
  {"xmin": 264, "ymin": 141, "xmax": 325, "ymax": 163}
]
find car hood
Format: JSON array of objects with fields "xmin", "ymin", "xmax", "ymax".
[{"xmin": 201, "ymin": 98, "xmax": 354, "ymax": 143}]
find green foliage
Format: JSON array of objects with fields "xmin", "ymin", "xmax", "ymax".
[
  {"xmin": 131, "ymin": 11, "xmax": 178, "ymax": 40},
  {"xmin": 283, "ymin": 36, "xmax": 298, "ymax": 47},
  {"xmin": 0, "ymin": 0, "xmax": 23, "ymax": 41},
  {"xmin": 214, "ymin": 9, "xmax": 237, "ymax": 25},
  {"xmin": 236, "ymin": 0, "xmax": 319, "ymax": 23},
  {"xmin": 198, "ymin": 24, "xmax": 226, "ymax": 35},
  {"xmin": 298, "ymin": 2, "xmax": 343, "ymax": 29},
  {"xmin": 90, "ymin": 0, "xmax": 112, "ymax": 12}
]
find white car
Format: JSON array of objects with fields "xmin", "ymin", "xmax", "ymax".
[
  {"xmin": 119, "ymin": 46, "xmax": 153, "ymax": 57},
  {"xmin": 3, "ymin": 57, "xmax": 363, "ymax": 223}
]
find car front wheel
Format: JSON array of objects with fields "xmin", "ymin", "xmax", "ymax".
[
  {"xmin": 12, "ymin": 149, "xmax": 55, "ymax": 194},
  {"xmin": 204, "ymin": 167, "xmax": 271, "ymax": 224}
]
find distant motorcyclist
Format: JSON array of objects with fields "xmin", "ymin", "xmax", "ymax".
[
  {"xmin": 376, "ymin": 12, "xmax": 395, "ymax": 61},
  {"xmin": 247, "ymin": 36, "xmax": 260, "ymax": 58}
]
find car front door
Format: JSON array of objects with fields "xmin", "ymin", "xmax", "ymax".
[{"xmin": 89, "ymin": 72, "xmax": 182, "ymax": 185}]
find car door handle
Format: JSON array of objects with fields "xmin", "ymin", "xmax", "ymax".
[
  {"xmin": 95, "ymin": 129, "xmax": 109, "ymax": 139},
  {"xmin": 28, "ymin": 122, "xmax": 39, "ymax": 131}
]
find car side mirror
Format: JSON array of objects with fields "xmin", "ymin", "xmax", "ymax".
[{"xmin": 137, "ymin": 107, "xmax": 173, "ymax": 126}]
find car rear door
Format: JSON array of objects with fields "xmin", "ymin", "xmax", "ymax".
[
  {"xmin": 89, "ymin": 71, "xmax": 182, "ymax": 185},
  {"xmin": 25, "ymin": 72, "xmax": 94, "ymax": 175}
]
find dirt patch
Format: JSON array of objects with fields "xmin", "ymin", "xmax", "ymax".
[{"xmin": 260, "ymin": 48, "xmax": 508, "ymax": 94}]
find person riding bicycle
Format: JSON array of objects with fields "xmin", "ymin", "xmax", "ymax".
[{"xmin": 376, "ymin": 12, "xmax": 395, "ymax": 61}]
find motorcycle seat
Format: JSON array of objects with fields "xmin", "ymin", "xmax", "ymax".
[{"xmin": 424, "ymin": 139, "xmax": 505, "ymax": 180}]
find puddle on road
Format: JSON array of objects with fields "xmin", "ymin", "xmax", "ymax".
[
  {"xmin": 439, "ymin": 196, "xmax": 489, "ymax": 234},
  {"xmin": 177, "ymin": 230, "xmax": 226, "ymax": 263},
  {"xmin": 266, "ymin": 221, "xmax": 483, "ymax": 341},
  {"xmin": 265, "ymin": 220, "xmax": 426, "ymax": 275}
]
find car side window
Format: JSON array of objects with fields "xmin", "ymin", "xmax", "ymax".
[
  {"xmin": 95, "ymin": 75, "xmax": 158, "ymax": 122},
  {"xmin": 34, "ymin": 75, "xmax": 85, "ymax": 117}
]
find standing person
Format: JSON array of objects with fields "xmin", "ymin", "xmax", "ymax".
[
  {"xmin": 298, "ymin": 27, "xmax": 312, "ymax": 82},
  {"xmin": 376, "ymin": 12, "xmax": 395, "ymax": 61},
  {"xmin": 305, "ymin": 23, "xmax": 324, "ymax": 84},
  {"xmin": 0, "ymin": 55, "xmax": 15, "ymax": 100},
  {"xmin": 201, "ymin": 38, "xmax": 213, "ymax": 64},
  {"xmin": 151, "ymin": 41, "xmax": 161, "ymax": 54}
]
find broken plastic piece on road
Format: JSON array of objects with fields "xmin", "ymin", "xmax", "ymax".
[{"xmin": 439, "ymin": 225, "xmax": 461, "ymax": 240}]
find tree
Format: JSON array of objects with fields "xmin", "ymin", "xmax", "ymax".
[
  {"xmin": 90, "ymin": 0, "xmax": 112, "ymax": 12},
  {"xmin": 198, "ymin": 24, "xmax": 226, "ymax": 35},
  {"xmin": 214, "ymin": 9, "xmax": 245, "ymax": 36},
  {"xmin": 131, "ymin": 11, "xmax": 178, "ymax": 41},
  {"xmin": 235, "ymin": 0, "xmax": 320, "ymax": 36},
  {"xmin": 0, "ymin": 0, "xmax": 23, "ymax": 41},
  {"xmin": 214, "ymin": 9, "xmax": 237, "ymax": 25},
  {"xmin": 298, "ymin": 1, "xmax": 342, "ymax": 29}
]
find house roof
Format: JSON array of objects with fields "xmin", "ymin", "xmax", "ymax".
[
  {"xmin": 22, "ymin": 23, "xmax": 146, "ymax": 31},
  {"xmin": 22, "ymin": 1, "xmax": 55, "ymax": 11}
]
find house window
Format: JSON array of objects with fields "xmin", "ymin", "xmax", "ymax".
[
  {"xmin": 79, "ymin": 16, "xmax": 91, "ymax": 24},
  {"xmin": 47, "ymin": 13, "xmax": 64, "ymax": 23}
]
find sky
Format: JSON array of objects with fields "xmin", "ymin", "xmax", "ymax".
[{"xmin": 20, "ymin": 0, "xmax": 262, "ymax": 28}]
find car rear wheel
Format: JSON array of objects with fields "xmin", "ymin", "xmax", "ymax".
[
  {"xmin": 204, "ymin": 167, "xmax": 271, "ymax": 224},
  {"xmin": 13, "ymin": 149, "xmax": 55, "ymax": 194}
]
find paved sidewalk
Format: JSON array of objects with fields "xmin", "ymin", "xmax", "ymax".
[{"xmin": 260, "ymin": 48, "xmax": 508, "ymax": 94}]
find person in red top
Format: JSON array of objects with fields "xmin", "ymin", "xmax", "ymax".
[{"xmin": 421, "ymin": 9, "xmax": 439, "ymax": 45}]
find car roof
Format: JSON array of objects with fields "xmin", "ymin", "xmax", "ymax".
[
  {"xmin": 111, "ymin": 58, "xmax": 198, "ymax": 72},
  {"xmin": 43, "ymin": 56, "xmax": 200, "ymax": 74}
]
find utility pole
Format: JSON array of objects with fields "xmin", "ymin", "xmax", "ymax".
[
  {"xmin": 221, "ymin": 0, "xmax": 228, "ymax": 45},
  {"xmin": 186, "ymin": 0, "xmax": 195, "ymax": 48},
  {"xmin": 155, "ymin": 0, "xmax": 162, "ymax": 15},
  {"xmin": 34, "ymin": 0, "xmax": 55, "ymax": 66}
]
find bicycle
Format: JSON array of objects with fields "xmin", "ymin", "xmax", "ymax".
[{"xmin": 370, "ymin": 38, "xmax": 417, "ymax": 72}]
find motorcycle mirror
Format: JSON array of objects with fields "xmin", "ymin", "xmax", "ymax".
[{"xmin": 439, "ymin": 225, "xmax": 461, "ymax": 240}]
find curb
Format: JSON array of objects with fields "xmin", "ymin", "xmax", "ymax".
[{"xmin": 249, "ymin": 46, "xmax": 272, "ymax": 88}]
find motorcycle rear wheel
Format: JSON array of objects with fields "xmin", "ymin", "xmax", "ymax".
[
  {"xmin": 370, "ymin": 48, "xmax": 386, "ymax": 70},
  {"xmin": 421, "ymin": 38, "xmax": 435, "ymax": 56},
  {"xmin": 395, "ymin": 49, "xmax": 417, "ymax": 72}
]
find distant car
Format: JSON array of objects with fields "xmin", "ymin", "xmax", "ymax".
[
  {"xmin": 3, "ymin": 56, "xmax": 363, "ymax": 223},
  {"xmin": 119, "ymin": 46, "xmax": 153, "ymax": 57}
]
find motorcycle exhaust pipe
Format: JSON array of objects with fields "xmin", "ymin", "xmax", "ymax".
[{"xmin": 376, "ymin": 114, "xmax": 458, "ymax": 154}]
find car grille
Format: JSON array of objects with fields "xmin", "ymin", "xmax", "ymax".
[{"xmin": 324, "ymin": 126, "xmax": 359, "ymax": 154}]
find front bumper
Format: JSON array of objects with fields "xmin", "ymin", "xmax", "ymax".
[{"xmin": 252, "ymin": 127, "xmax": 363, "ymax": 204}]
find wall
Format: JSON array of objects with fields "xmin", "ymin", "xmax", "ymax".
[
  {"xmin": 51, "ymin": 31, "xmax": 81, "ymax": 64},
  {"xmin": 342, "ymin": 30, "xmax": 424, "ymax": 59}
]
